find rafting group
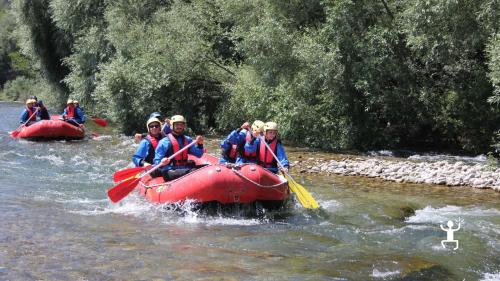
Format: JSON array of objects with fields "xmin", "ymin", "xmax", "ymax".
[
  {"xmin": 20, "ymin": 97, "xmax": 85, "ymax": 127},
  {"xmin": 109, "ymin": 112, "xmax": 318, "ymax": 209},
  {"xmin": 132, "ymin": 112, "xmax": 289, "ymax": 181}
]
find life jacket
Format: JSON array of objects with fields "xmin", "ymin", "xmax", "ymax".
[
  {"xmin": 26, "ymin": 106, "xmax": 36, "ymax": 122},
  {"xmin": 240, "ymin": 131, "xmax": 258, "ymax": 162},
  {"xmin": 257, "ymin": 138, "xmax": 279, "ymax": 168},
  {"xmin": 143, "ymin": 134, "xmax": 161, "ymax": 165},
  {"xmin": 223, "ymin": 128, "xmax": 244, "ymax": 162},
  {"xmin": 167, "ymin": 133, "xmax": 189, "ymax": 166},
  {"xmin": 65, "ymin": 106, "xmax": 75, "ymax": 118}
]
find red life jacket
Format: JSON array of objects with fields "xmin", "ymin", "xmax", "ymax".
[
  {"xmin": 65, "ymin": 106, "xmax": 75, "ymax": 118},
  {"xmin": 228, "ymin": 144, "xmax": 238, "ymax": 160},
  {"xmin": 226, "ymin": 128, "xmax": 247, "ymax": 162},
  {"xmin": 26, "ymin": 106, "xmax": 36, "ymax": 122},
  {"xmin": 143, "ymin": 134, "xmax": 161, "ymax": 165},
  {"xmin": 257, "ymin": 138, "xmax": 278, "ymax": 168},
  {"xmin": 167, "ymin": 133, "xmax": 189, "ymax": 166},
  {"xmin": 146, "ymin": 134, "xmax": 160, "ymax": 150},
  {"xmin": 241, "ymin": 131, "xmax": 258, "ymax": 160}
]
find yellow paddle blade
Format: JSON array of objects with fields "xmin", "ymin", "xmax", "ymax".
[{"xmin": 284, "ymin": 174, "xmax": 320, "ymax": 209}]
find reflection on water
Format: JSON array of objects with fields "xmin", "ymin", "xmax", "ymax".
[{"xmin": 0, "ymin": 102, "xmax": 499, "ymax": 280}]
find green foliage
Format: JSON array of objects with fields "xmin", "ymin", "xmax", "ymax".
[
  {"xmin": 7, "ymin": 0, "xmax": 500, "ymax": 154},
  {"xmin": 0, "ymin": 75, "xmax": 54, "ymax": 102},
  {"xmin": 487, "ymin": 34, "xmax": 500, "ymax": 105}
]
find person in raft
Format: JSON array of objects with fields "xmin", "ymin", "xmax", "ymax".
[
  {"xmin": 243, "ymin": 121, "xmax": 289, "ymax": 174},
  {"xmin": 132, "ymin": 117, "xmax": 164, "ymax": 176},
  {"xmin": 73, "ymin": 100, "xmax": 84, "ymax": 117},
  {"xmin": 219, "ymin": 121, "xmax": 251, "ymax": 164},
  {"xmin": 153, "ymin": 115, "xmax": 204, "ymax": 181},
  {"xmin": 134, "ymin": 112, "xmax": 172, "ymax": 143},
  {"xmin": 236, "ymin": 120, "xmax": 266, "ymax": 165},
  {"xmin": 30, "ymin": 95, "xmax": 50, "ymax": 120},
  {"xmin": 19, "ymin": 99, "xmax": 40, "ymax": 126},
  {"xmin": 61, "ymin": 99, "xmax": 85, "ymax": 126},
  {"xmin": 219, "ymin": 120, "xmax": 265, "ymax": 164}
]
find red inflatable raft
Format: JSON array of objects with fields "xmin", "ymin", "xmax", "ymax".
[
  {"xmin": 137, "ymin": 154, "xmax": 290, "ymax": 206},
  {"xmin": 15, "ymin": 115, "xmax": 84, "ymax": 140}
]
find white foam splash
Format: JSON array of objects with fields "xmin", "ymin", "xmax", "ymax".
[
  {"xmin": 406, "ymin": 205, "xmax": 500, "ymax": 224},
  {"xmin": 370, "ymin": 268, "xmax": 400, "ymax": 278},
  {"xmin": 480, "ymin": 272, "xmax": 500, "ymax": 281},
  {"xmin": 319, "ymin": 199, "xmax": 342, "ymax": 211},
  {"xmin": 34, "ymin": 154, "xmax": 65, "ymax": 166}
]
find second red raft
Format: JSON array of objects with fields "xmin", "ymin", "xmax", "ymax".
[{"xmin": 15, "ymin": 117, "xmax": 84, "ymax": 140}]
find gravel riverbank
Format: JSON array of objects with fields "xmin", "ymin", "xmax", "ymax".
[{"xmin": 291, "ymin": 153, "xmax": 500, "ymax": 192}]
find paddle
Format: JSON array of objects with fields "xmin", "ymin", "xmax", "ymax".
[
  {"xmin": 107, "ymin": 140, "xmax": 197, "ymax": 203},
  {"xmin": 90, "ymin": 117, "xmax": 108, "ymax": 127},
  {"xmin": 260, "ymin": 137, "xmax": 320, "ymax": 209},
  {"xmin": 113, "ymin": 166, "xmax": 148, "ymax": 182},
  {"xmin": 10, "ymin": 108, "xmax": 39, "ymax": 138}
]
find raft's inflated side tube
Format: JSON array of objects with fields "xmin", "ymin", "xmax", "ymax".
[
  {"xmin": 17, "ymin": 120, "xmax": 84, "ymax": 140},
  {"xmin": 138, "ymin": 154, "xmax": 289, "ymax": 204}
]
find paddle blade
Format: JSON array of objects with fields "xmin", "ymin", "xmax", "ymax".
[
  {"xmin": 9, "ymin": 130, "xmax": 20, "ymax": 138},
  {"xmin": 107, "ymin": 177, "xmax": 141, "ymax": 203},
  {"xmin": 285, "ymin": 174, "xmax": 320, "ymax": 209},
  {"xmin": 113, "ymin": 166, "xmax": 146, "ymax": 182},
  {"xmin": 92, "ymin": 117, "xmax": 108, "ymax": 127}
]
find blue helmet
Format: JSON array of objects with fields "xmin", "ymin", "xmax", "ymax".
[{"xmin": 149, "ymin": 112, "xmax": 162, "ymax": 120}]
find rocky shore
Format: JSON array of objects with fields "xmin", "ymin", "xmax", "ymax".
[{"xmin": 291, "ymin": 154, "xmax": 500, "ymax": 192}]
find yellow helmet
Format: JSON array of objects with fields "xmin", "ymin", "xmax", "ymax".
[
  {"xmin": 26, "ymin": 99, "xmax": 36, "ymax": 105},
  {"xmin": 73, "ymin": 100, "xmax": 79, "ymax": 105},
  {"xmin": 67, "ymin": 99, "xmax": 74, "ymax": 104},
  {"xmin": 171, "ymin": 115, "xmax": 186, "ymax": 125},
  {"xmin": 264, "ymin": 121, "xmax": 278, "ymax": 132},
  {"xmin": 146, "ymin": 117, "xmax": 162, "ymax": 130},
  {"xmin": 251, "ymin": 120, "xmax": 265, "ymax": 133}
]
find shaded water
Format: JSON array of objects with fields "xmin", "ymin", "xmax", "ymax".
[{"xmin": 1, "ymin": 102, "xmax": 499, "ymax": 281}]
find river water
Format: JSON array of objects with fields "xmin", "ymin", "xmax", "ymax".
[{"xmin": 0, "ymin": 101, "xmax": 499, "ymax": 281}]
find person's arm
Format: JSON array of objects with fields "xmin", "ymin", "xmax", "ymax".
[
  {"xmin": 76, "ymin": 107, "xmax": 85, "ymax": 123},
  {"xmin": 132, "ymin": 140, "xmax": 150, "ymax": 167},
  {"xmin": 161, "ymin": 124, "xmax": 171, "ymax": 135},
  {"xmin": 19, "ymin": 110, "xmax": 28, "ymax": 123},
  {"xmin": 61, "ymin": 108, "xmax": 67, "ymax": 118},
  {"xmin": 276, "ymin": 143, "xmax": 289, "ymax": 170},
  {"xmin": 220, "ymin": 138, "xmax": 231, "ymax": 150},
  {"xmin": 244, "ymin": 136, "xmax": 259, "ymax": 154},
  {"xmin": 226, "ymin": 129, "xmax": 242, "ymax": 145},
  {"xmin": 154, "ymin": 138, "xmax": 171, "ymax": 166},
  {"xmin": 187, "ymin": 135, "xmax": 204, "ymax": 157}
]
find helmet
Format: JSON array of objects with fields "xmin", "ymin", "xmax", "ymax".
[
  {"xmin": 67, "ymin": 99, "xmax": 74, "ymax": 104},
  {"xmin": 146, "ymin": 117, "xmax": 162, "ymax": 130},
  {"xmin": 26, "ymin": 99, "xmax": 36, "ymax": 105},
  {"xmin": 73, "ymin": 100, "xmax": 79, "ymax": 105},
  {"xmin": 30, "ymin": 95, "xmax": 38, "ymax": 101},
  {"xmin": 149, "ymin": 112, "xmax": 162, "ymax": 120},
  {"xmin": 251, "ymin": 120, "xmax": 265, "ymax": 133},
  {"xmin": 170, "ymin": 115, "xmax": 186, "ymax": 125},
  {"xmin": 264, "ymin": 121, "xmax": 278, "ymax": 132}
]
